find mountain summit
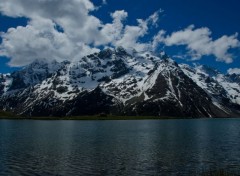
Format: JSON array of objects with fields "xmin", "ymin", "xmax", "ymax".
[{"xmin": 1, "ymin": 48, "xmax": 240, "ymax": 118}]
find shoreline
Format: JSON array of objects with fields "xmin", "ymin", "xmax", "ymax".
[
  {"xmin": 0, "ymin": 116, "xmax": 183, "ymax": 120},
  {"xmin": 0, "ymin": 115, "xmax": 236, "ymax": 120}
]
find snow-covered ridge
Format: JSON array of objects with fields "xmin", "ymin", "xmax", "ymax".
[
  {"xmin": 0, "ymin": 47, "xmax": 240, "ymax": 117},
  {"xmin": 180, "ymin": 64, "xmax": 240, "ymax": 105},
  {"xmin": 0, "ymin": 74, "xmax": 12, "ymax": 93},
  {"xmin": 21, "ymin": 47, "xmax": 165, "ymax": 102}
]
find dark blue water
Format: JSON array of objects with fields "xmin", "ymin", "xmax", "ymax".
[{"xmin": 0, "ymin": 119, "xmax": 240, "ymax": 175}]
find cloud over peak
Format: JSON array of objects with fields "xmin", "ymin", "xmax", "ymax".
[
  {"xmin": 153, "ymin": 25, "xmax": 239, "ymax": 63},
  {"xmin": 0, "ymin": 0, "xmax": 239, "ymax": 67},
  {"xmin": 228, "ymin": 68, "xmax": 240, "ymax": 75},
  {"xmin": 0, "ymin": 0, "xmax": 162, "ymax": 66}
]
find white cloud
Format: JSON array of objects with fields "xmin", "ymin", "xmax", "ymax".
[
  {"xmin": 152, "ymin": 30, "xmax": 166, "ymax": 50},
  {"xmin": 0, "ymin": 0, "xmax": 104, "ymax": 44},
  {"xmin": 153, "ymin": 25, "xmax": 240, "ymax": 63},
  {"xmin": 0, "ymin": 17, "xmax": 100, "ymax": 66},
  {"xmin": 111, "ymin": 10, "xmax": 128, "ymax": 23},
  {"xmin": 115, "ymin": 11, "xmax": 161, "ymax": 52},
  {"xmin": 146, "ymin": 9, "xmax": 163, "ymax": 27},
  {"xmin": 0, "ymin": 0, "xmax": 238, "ymax": 67},
  {"xmin": 98, "ymin": 10, "xmax": 128, "ymax": 45},
  {"xmin": 0, "ymin": 0, "xmax": 104, "ymax": 66},
  {"xmin": 0, "ymin": 0, "xmax": 162, "ymax": 66},
  {"xmin": 228, "ymin": 68, "xmax": 240, "ymax": 75},
  {"xmin": 98, "ymin": 10, "xmax": 161, "ymax": 52}
]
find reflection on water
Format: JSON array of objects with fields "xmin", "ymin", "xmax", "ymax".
[{"xmin": 0, "ymin": 119, "xmax": 240, "ymax": 175}]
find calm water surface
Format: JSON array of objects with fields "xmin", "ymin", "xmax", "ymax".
[{"xmin": 0, "ymin": 119, "xmax": 240, "ymax": 175}]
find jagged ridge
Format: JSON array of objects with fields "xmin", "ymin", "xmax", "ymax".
[{"xmin": 0, "ymin": 47, "xmax": 240, "ymax": 118}]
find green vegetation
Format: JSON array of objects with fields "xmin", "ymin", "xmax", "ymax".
[
  {"xmin": 0, "ymin": 112, "xmax": 184, "ymax": 120},
  {"xmin": 201, "ymin": 169, "xmax": 236, "ymax": 176},
  {"xmin": 0, "ymin": 110, "xmax": 18, "ymax": 118}
]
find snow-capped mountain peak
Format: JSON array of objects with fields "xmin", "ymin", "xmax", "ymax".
[{"xmin": 0, "ymin": 48, "xmax": 240, "ymax": 118}]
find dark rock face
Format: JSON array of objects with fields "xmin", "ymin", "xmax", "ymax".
[
  {"xmin": 111, "ymin": 59, "xmax": 129, "ymax": 79},
  {"xmin": 228, "ymin": 73, "xmax": 240, "ymax": 84},
  {"xmin": 124, "ymin": 64, "xmax": 225, "ymax": 118},
  {"xmin": 0, "ymin": 48, "xmax": 240, "ymax": 118},
  {"xmin": 65, "ymin": 87, "xmax": 120, "ymax": 116}
]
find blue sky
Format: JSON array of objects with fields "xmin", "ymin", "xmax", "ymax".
[{"xmin": 0, "ymin": 0, "xmax": 239, "ymax": 73}]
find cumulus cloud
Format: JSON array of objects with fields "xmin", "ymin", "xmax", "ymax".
[
  {"xmin": 153, "ymin": 25, "xmax": 240, "ymax": 63},
  {"xmin": 228, "ymin": 68, "xmax": 240, "ymax": 75},
  {"xmin": 114, "ymin": 11, "xmax": 161, "ymax": 52},
  {"xmin": 0, "ymin": 17, "xmax": 100, "ymax": 66},
  {"xmin": 0, "ymin": 0, "xmax": 162, "ymax": 66},
  {"xmin": 98, "ymin": 10, "xmax": 128, "ymax": 45},
  {"xmin": 0, "ymin": 0, "xmax": 103, "ymax": 66},
  {"xmin": 99, "ymin": 10, "xmax": 161, "ymax": 52},
  {"xmin": 0, "ymin": 0, "xmax": 100, "ymax": 43},
  {"xmin": 152, "ymin": 30, "xmax": 166, "ymax": 50},
  {"xmin": 0, "ymin": 0, "xmax": 239, "ymax": 67}
]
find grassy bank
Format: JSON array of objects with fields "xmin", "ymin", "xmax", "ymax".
[
  {"xmin": 0, "ymin": 110, "xmax": 18, "ymax": 118},
  {"xmin": 0, "ymin": 113, "xmax": 183, "ymax": 120},
  {"xmin": 201, "ymin": 169, "xmax": 237, "ymax": 176},
  {"xmin": 0, "ymin": 111, "xmax": 237, "ymax": 120},
  {"xmin": 0, "ymin": 109, "xmax": 185, "ymax": 120}
]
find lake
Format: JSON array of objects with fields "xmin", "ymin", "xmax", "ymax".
[{"xmin": 0, "ymin": 119, "xmax": 240, "ymax": 175}]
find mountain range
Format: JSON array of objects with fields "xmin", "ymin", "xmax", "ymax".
[{"xmin": 0, "ymin": 47, "xmax": 240, "ymax": 118}]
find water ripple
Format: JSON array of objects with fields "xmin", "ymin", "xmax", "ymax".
[{"xmin": 1, "ymin": 119, "xmax": 240, "ymax": 175}]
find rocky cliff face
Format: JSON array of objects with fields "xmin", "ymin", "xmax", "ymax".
[{"xmin": 1, "ymin": 47, "xmax": 240, "ymax": 118}]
